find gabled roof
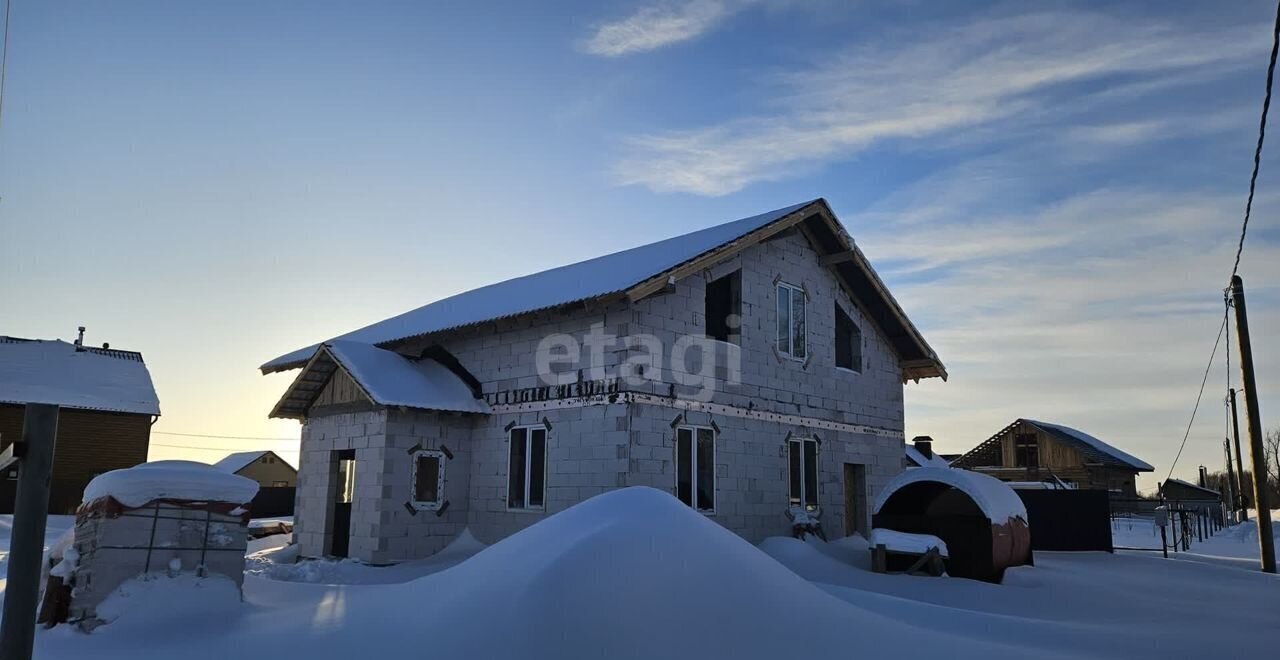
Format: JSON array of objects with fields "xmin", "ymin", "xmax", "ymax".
[
  {"xmin": 1163, "ymin": 478, "xmax": 1220, "ymax": 498},
  {"xmin": 270, "ymin": 340, "xmax": 491, "ymax": 419},
  {"xmin": 0, "ymin": 336, "xmax": 161, "ymax": 415},
  {"xmin": 953, "ymin": 418, "xmax": 1153, "ymax": 472},
  {"xmin": 1024, "ymin": 419, "xmax": 1154, "ymax": 472},
  {"xmin": 213, "ymin": 450, "xmax": 296, "ymax": 475},
  {"xmin": 260, "ymin": 199, "xmax": 945, "ymax": 382}
]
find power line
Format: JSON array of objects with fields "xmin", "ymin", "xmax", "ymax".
[
  {"xmin": 1231, "ymin": 0, "xmax": 1280, "ymax": 279},
  {"xmin": 0, "ymin": 0, "xmax": 11, "ymax": 129},
  {"xmin": 1166, "ymin": 307, "xmax": 1229, "ymax": 483},
  {"xmin": 151, "ymin": 430, "xmax": 298, "ymax": 442},
  {"xmin": 1169, "ymin": 0, "xmax": 1280, "ymax": 483},
  {"xmin": 150, "ymin": 442, "xmax": 297, "ymax": 453}
]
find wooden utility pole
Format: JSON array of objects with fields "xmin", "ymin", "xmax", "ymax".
[
  {"xmin": 1224, "ymin": 438, "xmax": 1237, "ymax": 523},
  {"xmin": 1230, "ymin": 388, "xmax": 1249, "ymax": 520},
  {"xmin": 1229, "ymin": 275, "xmax": 1276, "ymax": 574},
  {"xmin": 0, "ymin": 404, "xmax": 60, "ymax": 660}
]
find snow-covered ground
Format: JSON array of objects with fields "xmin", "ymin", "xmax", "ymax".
[
  {"xmin": 1, "ymin": 491, "xmax": 1277, "ymax": 659},
  {"xmin": 1113, "ymin": 510, "xmax": 1280, "ymax": 570}
]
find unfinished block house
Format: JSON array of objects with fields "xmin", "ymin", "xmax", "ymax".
[{"xmin": 261, "ymin": 199, "xmax": 946, "ymax": 563}]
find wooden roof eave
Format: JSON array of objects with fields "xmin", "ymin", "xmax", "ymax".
[{"xmin": 267, "ymin": 346, "xmax": 374, "ymax": 421}]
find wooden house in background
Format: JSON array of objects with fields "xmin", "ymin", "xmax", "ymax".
[
  {"xmin": 214, "ymin": 450, "xmax": 298, "ymax": 487},
  {"xmin": 951, "ymin": 419, "xmax": 1152, "ymax": 497},
  {"xmin": 0, "ymin": 332, "xmax": 160, "ymax": 513}
]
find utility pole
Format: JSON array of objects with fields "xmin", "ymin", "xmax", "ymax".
[
  {"xmin": 1229, "ymin": 275, "xmax": 1276, "ymax": 574},
  {"xmin": 1230, "ymin": 388, "xmax": 1249, "ymax": 520},
  {"xmin": 1224, "ymin": 438, "xmax": 1236, "ymax": 524},
  {"xmin": 0, "ymin": 404, "xmax": 60, "ymax": 660}
]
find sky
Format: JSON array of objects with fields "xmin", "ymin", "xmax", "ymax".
[{"xmin": 2, "ymin": 0, "xmax": 1279, "ymax": 494}]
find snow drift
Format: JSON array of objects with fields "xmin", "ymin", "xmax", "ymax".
[{"xmin": 233, "ymin": 488, "xmax": 1042, "ymax": 659}]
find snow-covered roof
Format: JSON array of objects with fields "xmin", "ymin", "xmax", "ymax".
[
  {"xmin": 1023, "ymin": 419, "xmax": 1154, "ymax": 471},
  {"xmin": 83, "ymin": 460, "xmax": 259, "ymax": 508},
  {"xmin": 0, "ymin": 337, "xmax": 161, "ymax": 415},
  {"xmin": 213, "ymin": 451, "xmax": 268, "ymax": 474},
  {"xmin": 214, "ymin": 450, "xmax": 295, "ymax": 474},
  {"xmin": 1163, "ymin": 478, "xmax": 1220, "ymax": 498},
  {"xmin": 259, "ymin": 199, "xmax": 946, "ymax": 381},
  {"xmin": 875, "ymin": 467, "xmax": 1028, "ymax": 523},
  {"xmin": 270, "ymin": 341, "xmax": 491, "ymax": 419},
  {"xmin": 905, "ymin": 445, "xmax": 951, "ymax": 469},
  {"xmin": 869, "ymin": 528, "xmax": 949, "ymax": 557}
]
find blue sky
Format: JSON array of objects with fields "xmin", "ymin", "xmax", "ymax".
[{"xmin": 2, "ymin": 0, "xmax": 1278, "ymax": 492}]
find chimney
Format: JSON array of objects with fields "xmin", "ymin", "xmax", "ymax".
[
  {"xmin": 1198, "ymin": 466, "xmax": 1208, "ymax": 489},
  {"xmin": 74, "ymin": 326, "xmax": 86, "ymax": 351},
  {"xmin": 912, "ymin": 436, "xmax": 934, "ymax": 459}
]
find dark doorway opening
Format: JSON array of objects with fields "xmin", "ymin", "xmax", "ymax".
[
  {"xmin": 329, "ymin": 449, "xmax": 356, "ymax": 558},
  {"xmin": 843, "ymin": 463, "xmax": 867, "ymax": 537}
]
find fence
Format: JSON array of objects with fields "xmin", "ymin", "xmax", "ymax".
[
  {"xmin": 249, "ymin": 486, "xmax": 296, "ymax": 518},
  {"xmin": 1016, "ymin": 489, "xmax": 1113, "ymax": 552}
]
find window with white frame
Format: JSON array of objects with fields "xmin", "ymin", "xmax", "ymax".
[
  {"xmin": 776, "ymin": 282, "xmax": 807, "ymax": 359},
  {"xmin": 507, "ymin": 426, "xmax": 547, "ymax": 510},
  {"xmin": 412, "ymin": 449, "xmax": 446, "ymax": 510},
  {"xmin": 788, "ymin": 437, "xmax": 819, "ymax": 511},
  {"xmin": 675, "ymin": 425, "xmax": 716, "ymax": 512}
]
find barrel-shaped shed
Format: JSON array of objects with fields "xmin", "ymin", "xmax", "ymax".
[{"xmin": 873, "ymin": 467, "xmax": 1032, "ymax": 583}]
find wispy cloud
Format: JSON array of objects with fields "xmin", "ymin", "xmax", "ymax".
[
  {"xmin": 851, "ymin": 157, "xmax": 1280, "ymax": 489},
  {"xmin": 583, "ymin": 1, "xmax": 740, "ymax": 57},
  {"xmin": 615, "ymin": 11, "xmax": 1265, "ymax": 195}
]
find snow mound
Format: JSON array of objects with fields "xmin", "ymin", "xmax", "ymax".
[
  {"xmin": 875, "ymin": 467, "xmax": 1028, "ymax": 523},
  {"xmin": 83, "ymin": 461, "xmax": 259, "ymax": 508},
  {"xmin": 303, "ymin": 487, "xmax": 1008, "ymax": 659}
]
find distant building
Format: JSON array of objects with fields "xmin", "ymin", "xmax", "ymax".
[
  {"xmin": 0, "ymin": 333, "xmax": 160, "ymax": 513},
  {"xmin": 214, "ymin": 450, "xmax": 298, "ymax": 488},
  {"xmin": 1161, "ymin": 477, "xmax": 1223, "ymax": 518},
  {"xmin": 904, "ymin": 436, "xmax": 951, "ymax": 469},
  {"xmin": 950, "ymin": 419, "xmax": 1153, "ymax": 497}
]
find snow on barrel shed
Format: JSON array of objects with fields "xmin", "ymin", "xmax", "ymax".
[
  {"xmin": 49, "ymin": 461, "xmax": 259, "ymax": 628},
  {"xmin": 873, "ymin": 467, "xmax": 1031, "ymax": 583}
]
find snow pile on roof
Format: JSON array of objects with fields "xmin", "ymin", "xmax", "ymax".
[
  {"xmin": 327, "ymin": 341, "xmax": 490, "ymax": 414},
  {"xmin": 875, "ymin": 467, "xmax": 1028, "ymax": 523},
  {"xmin": 0, "ymin": 337, "xmax": 160, "ymax": 415},
  {"xmin": 1164, "ymin": 478, "xmax": 1221, "ymax": 497},
  {"xmin": 905, "ymin": 444, "xmax": 951, "ymax": 468},
  {"xmin": 83, "ymin": 461, "xmax": 259, "ymax": 508},
  {"xmin": 212, "ymin": 451, "xmax": 268, "ymax": 474},
  {"xmin": 869, "ymin": 529, "xmax": 949, "ymax": 557},
  {"xmin": 1025, "ymin": 419, "xmax": 1154, "ymax": 471},
  {"xmin": 261, "ymin": 201, "xmax": 818, "ymax": 372}
]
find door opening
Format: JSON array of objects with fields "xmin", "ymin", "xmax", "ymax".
[
  {"xmin": 843, "ymin": 463, "xmax": 867, "ymax": 537},
  {"xmin": 330, "ymin": 449, "xmax": 356, "ymax": 558}
]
